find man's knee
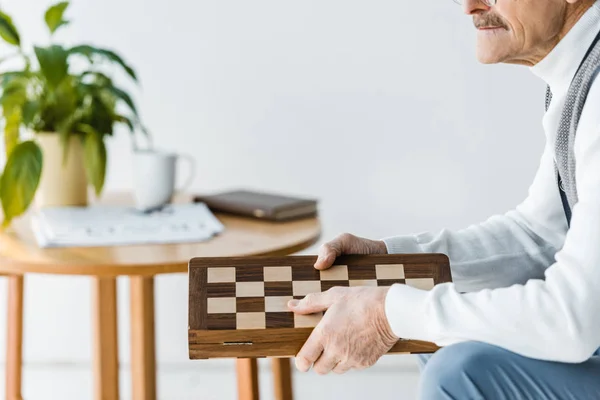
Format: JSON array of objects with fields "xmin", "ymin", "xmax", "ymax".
[
  {"xmin": 415, "ymin": 354, "xmax": 432, "ymax": 371},
  {"xmin": 419, "ymin": 341, "xmax": 500, "ymax": 400}
]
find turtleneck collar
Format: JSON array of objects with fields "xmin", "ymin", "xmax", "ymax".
[{"xmin": 530, "ymin": 1, "xmax": 600, "ymax": 94}]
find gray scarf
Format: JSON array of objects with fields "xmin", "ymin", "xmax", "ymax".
[{"xmin": 545, "ymin": 29, "xmax": 600, "ymax": 227}]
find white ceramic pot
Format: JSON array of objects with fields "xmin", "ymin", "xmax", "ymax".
[{"xmin": 35, "ymin": 132, "xmax": 88, "ymax": 207}]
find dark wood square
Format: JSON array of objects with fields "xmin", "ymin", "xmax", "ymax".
[
  {"xmin": 266, "ymin": 312, "xmax": 295, "ymax": 328},
  {"xmin": 403, "ymin": 264, "xmax": 436, "ymax": 278},
  {"xmin": 293, "ymin": 295, "xmax": 305, "ymax": 300},
  {"xmin": 321, "ymin": 280, "xmax": 350, "ymax": 291},
  {"xmin": 206, "ymin": 313, "xmax": 237, "ymax": 330},
  {"xmin": 377, "ymin": 279, "xmax": 406, "ymax": 287},
  {"xmin": 292, "ymin": 266, "xmax": 320, "ymax": 281},
  {"xmin": 264, "ymin": 281, "xmax": 293, "ymax": 296},
  {"xmin": 206, "ymin": 282, "xmax": 236, "ymax": 298},
  {"xmin": 236, "ymin": 297, "xmax": 265, "ymax": 313},
  {"xmin": 347, "ymin": 265, "xmax": 377, "ymax": 280},
  {"xmin": 236, "ymin": 265, "xmax": 264, "ymax": 282}
]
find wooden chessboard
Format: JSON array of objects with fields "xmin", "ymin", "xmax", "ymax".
[{"xmin": 188, "ymin": 253, "xmax": 451, "ymax": 359}]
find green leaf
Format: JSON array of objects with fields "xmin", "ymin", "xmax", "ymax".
[
  {"xmin": 73, "ymin": 85, "xmax": 115, "ymax": 135},
  {"xmin": 44, "ymin": 2, "xmax": 70, "ymax": 34},
  {"xmin": 0, "ymin": 78, "xmax": 27, "ymax": 109},
  {"xmin": 79, "ymin": 70, "xmax": 113, "ymax": 86},
  {"xmin": 0, "ymin": 76, "xmax": 27, "ymax": 158},
  {"xmin": 0, "ymin": 70, "xmax": 31, "ymax": 85},
  {"xmin": 0, "ymin": 141, "xmax": 43, "ymax": 227},
  {"xmin": 68, "ymin": 45, "xmax": 137, "ymax": 82},
  {"xmin": 140, "ymin": 124, "xmax": 150, "ymax": 137},
  {"xmin": 0, "ymin": 10, "xmax": 20, "ymax": 46},
  {"xmin": 22, "ymin": 100, "xmax": 40, "ymax": 126},
  {"xmin": 114, "ymin": 114, "xmax": 134, "ymax": 132},
  {"xmin": 79, "ymin": 125, "xmax": 106, "ymax": 196},
  {"xmin": 109, "ymin": 85, "xmax": 138, "ymax": 116},
  {"xmin": 3, "ymin": 107, "xmax": 21, "ymax": 157},
  {"xmin": 34, "ymin": 45, "xmax": 68, "ymax": 88},
  {"xmin": 55, "ymin": 20, "xmax": 70, "ymax": 31},
  {"xmin": 55, "ymin": 117, "xmax": 75, "ymax": 163}
]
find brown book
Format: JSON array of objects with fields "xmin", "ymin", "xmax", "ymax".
[{"xmin": 193, "ymin": 189, "xmax": 318, "ymax": 221}]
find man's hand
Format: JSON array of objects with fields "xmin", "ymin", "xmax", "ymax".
[
  {"xmin": 315, "ymin": 233, "xmax": 388, "ymax": 271},
  {"xmin": 287, "ymin": 286, "xmax": 399, "ymax": 375}
]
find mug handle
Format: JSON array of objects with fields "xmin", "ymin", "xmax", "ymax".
[{"xmin": 175, "ymin": 153, "xmax": 196, "ymax": 195}]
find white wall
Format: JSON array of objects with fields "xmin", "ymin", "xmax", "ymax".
[{"xmin": 0, "ymin": 0, "xmax": 548, "ymax": 398}]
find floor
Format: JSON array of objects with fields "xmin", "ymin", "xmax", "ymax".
[{"xmin": 0, "ymin": 356, "xmax": 422, "ymax": 400}]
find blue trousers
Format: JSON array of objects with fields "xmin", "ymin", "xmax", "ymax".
[{"xmin": 416, "ymin": 341, "xmax": 600, "ymax": 400}]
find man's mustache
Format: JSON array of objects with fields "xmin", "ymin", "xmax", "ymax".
[{"xmin": 473, "ymin": 14, "xmax": 508, "ymax": 29}]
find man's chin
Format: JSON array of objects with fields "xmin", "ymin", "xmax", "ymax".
[
  {"xmin": 476, "ymin": 54, "xmax": 501, "ymax": 64},
  {"xmin": 475, "ymin": 47, "xmax": 505, "ymax": 64},
  {"xmin": 475, "ymin": 34, "xmax": 511, "ymax": 64}
]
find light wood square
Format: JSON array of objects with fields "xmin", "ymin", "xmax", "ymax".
[
  {"xmin": 292, "ymin": 281, "xmax": 321, "ymax": 296},
  {"xmin": 349, "ymin": 279, "xmax": 378, "ymax": 287},
  {"xmin": 207, "ymin": 267, "xmax": 236, "ymax": 283},
  {"xmin": 405, "ymin": 278, "xmax": 435, "ymax": 290},
  {"xmin": 319, "ymin": 265, "xmax": 348, "ymax": 281},
  {"xmin": 237, "ymin": 312, "xmax": 266, "ymax": 329},
  {"xmin": 207, "ymin": 297, "xmax": 236, "ymax": 314},
  {"xmin": 236, "ymin": 282, "xmax": 265, "ymax": 297},
  {"xmin": 264, "ymin": 266, "xmax": 292, "ymax": 282},
  {"xmin": 265, "ymin": 296, "xmax": 294, "ymax": 312},
  {"xmin": 375, "ymin": 264, "xmax": 405, "ymax": 280},
  {"xmin": 294, "ymin": 312, "xmax": 323, "ymax": 328}
]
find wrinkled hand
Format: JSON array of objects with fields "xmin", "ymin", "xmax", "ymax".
[
  {"xmin": 287, "ymin": 286, "xmax": 399, "ymax": 374},
  {"xmin": 314, "ymin": 232, "xmax": 388, "ymax": 271}
]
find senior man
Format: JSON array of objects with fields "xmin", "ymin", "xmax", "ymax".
[{"xmin": 287, "ymin": 0, "xmax": 600, "ymax": 398}]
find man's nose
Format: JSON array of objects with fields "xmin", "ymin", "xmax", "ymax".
[{"xmin": 462, "ymin": 0, "xmax": 490, "ymax": 15}]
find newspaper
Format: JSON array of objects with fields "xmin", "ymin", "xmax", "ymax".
[{"xmin": 31, "ymin": 202, "xmax": 225, "ymax": 248}]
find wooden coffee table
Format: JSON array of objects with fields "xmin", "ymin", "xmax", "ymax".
[{"xmin": 1, "ymin": 193, "xmax": 321, "ymax": 400}]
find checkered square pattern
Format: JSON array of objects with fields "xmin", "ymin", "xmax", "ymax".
[{"xmin": 204, "ymin": 263, "xmax": 436, "ymax": 330}]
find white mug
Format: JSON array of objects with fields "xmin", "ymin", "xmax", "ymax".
[{"xmin": 131, "ymin": 149, "xmax": 195, "ymax": 212}]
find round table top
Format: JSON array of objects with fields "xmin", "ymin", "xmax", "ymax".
[{"xmin": 0, "ymin": 193, "xmax": 322, "ymax": 276}]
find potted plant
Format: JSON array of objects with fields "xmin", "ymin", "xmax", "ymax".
[{"xmin": 0, "ymin": 1, "xmax": 146, "ymax": 227}]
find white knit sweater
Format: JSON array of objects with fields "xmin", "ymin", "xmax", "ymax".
[{"xmin": 382, "ymin": 1, "xmax": 600, "ymax": 363}]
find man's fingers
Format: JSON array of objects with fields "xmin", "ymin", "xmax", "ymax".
[
  {"xmin": 312, "ymin": 351, "xmax": 339, "ymax": 375},
  {"xmin": 314, "ymin": 251, "xmax": 336, "ymax": 270},
  {"xmin": 314, "ymin": 233, "xmax": 383, "ymax": 270},
  {"xmin": 332, "ymin": 361, "xmax": 351, "ymax": 375},
  {"xmin": 295, "ymin": 330, "xmax": 324, "ymax": 372},
  {"xmin": 288, "ymin": 290, "xmax": 336, "ymax": 314},
  {"xmin": 314, "ymin": 241, "xmax": 342, "ymax": 270}
]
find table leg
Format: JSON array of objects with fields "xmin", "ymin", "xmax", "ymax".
[
  {"xmin": 130, "ymin": 276, "xmax": 157, "ymax": 400},
  {"xmin": 272, "ymin": 358, "xmax": 293, "ymax": 400},
  {"xmin": 92, "ymin": 277, "xmax": 120, "ymax": 400},
  {"xmin": 237, "ymin": 359, "xmax": 259, "ymax": 400},
  {"xmin": 6, "ymin": 275, "xmax": 23, "ymax": 400}
]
